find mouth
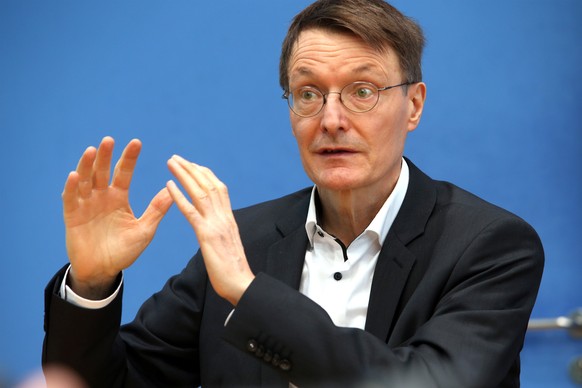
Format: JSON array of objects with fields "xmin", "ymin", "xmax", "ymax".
[{"xmin": 317, "ymin": 147, "xmax": 355, "ymax": 155}]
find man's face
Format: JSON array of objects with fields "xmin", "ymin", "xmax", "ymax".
[{"xmin": 287, "ymin": 28, "xmax": 425, "ymax": 195}]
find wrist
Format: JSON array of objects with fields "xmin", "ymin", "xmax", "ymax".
[
  {"xmin": 68, "ymin": 269, "xmax": 121, "ymax": 300},
  {"xmin": 226, "ymin": 274, "xmax": 255, "ymax": 307}
]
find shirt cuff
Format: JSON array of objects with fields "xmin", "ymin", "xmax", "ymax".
[{"xmin": 59, "ymin": 265, "xmax": 123, "ymax": 309}]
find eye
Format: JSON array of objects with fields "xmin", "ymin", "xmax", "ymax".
[
  {"xmin": 297, "ymin": 88, "xmax": 321, "ymax": 102},
  {"xmin": 355, "ymin": 86, "xmax": 375, "ymax": 99}
]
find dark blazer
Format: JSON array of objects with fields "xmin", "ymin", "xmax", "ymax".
[{"xmin": 43, "ymin": 159, "xmax": 544, "ymax": 388}]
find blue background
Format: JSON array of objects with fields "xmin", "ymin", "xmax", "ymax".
[{"xmin": 1, "ymin": 1, "xmax": 580, "ymax": 386}]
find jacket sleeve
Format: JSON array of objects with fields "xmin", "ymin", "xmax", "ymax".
[
  {"xmin": 42, "ymin": 264, "xmax": 131, "ymax": 387},
  {"xmin": 221, "ymin": 215, "xmax": 544, "ymax": 388},
  {"xmin": 42, "ymin": 254, "xmax": 209, "ymax": 388}
]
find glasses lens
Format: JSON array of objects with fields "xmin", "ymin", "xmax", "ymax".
[
  {"xmin": 341, "ymin": 82, "xmax": 379, "ymax": 113},
  {"xmin": 289, "ymin": 87, "xmax": 323, "ymax": 117}
]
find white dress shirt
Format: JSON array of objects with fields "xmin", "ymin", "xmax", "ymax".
[
  {"xmin": 299, "ymin": 159, "xmax": 409, "ymax": 329},
  {"xmin": 59, "ymin": 265, "xmax": 122, "ymax": 308}
]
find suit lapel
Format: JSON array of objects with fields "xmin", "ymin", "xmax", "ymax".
[
  {"xmin": 262, "ymin": 190, "xmax": 310, "ymax": 288},
  {"xmin": 260, "ymin": 191, "xmax": 310, "ymax": 386},
  {"xmin": 364, "ymin": 158, "xmax": 437, "ymax": 341},
  {"xmin": 364, "ymin": 235, "xmax": 416, "ymax": 340},
  {"xmin": 264, "ymin": 226, "xmax": 309, "ymax": 289}
]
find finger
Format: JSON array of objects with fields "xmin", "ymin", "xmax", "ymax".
[
  {"xmin": 75, "ymin": 146, "xmax": 97, "ymax": 199},
  {"xmin": 138, "ymin": 187, "xmax": 174, "ymax": 234},
  {"xmin": 191, "ymin": 163, "xmax": 233, "ymax": 211},
  {"xmin": 92, "ymin": 136, "xmax": 115, "ymax": 190},
  {"xmin": 170, "ymin": 155, "xmax": 214, "ymax": 191},
  {"xmin": 62, "ymin": 171, "xmax": 80, "ymax": 214},
  {"xmin": 169, "ymin": 155, "xmax": 231, "ymax": 210},
  {"xmin": 111, "ymin": 139, "xmax": 142, "ymax": 191},
  {"xmin": 167, "ymin": 157, "xmax": 215, "ymax": 215},
  {"xmin": 166, "ymin": 179, "xmax": 201, "ymax": 224}
]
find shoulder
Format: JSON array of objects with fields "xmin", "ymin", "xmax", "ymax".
[
  {"xmin": 433, "ymin": 178, "xmax": 536, "ymax": 238},
  {"xmin": 403, "ymin": 160, "xmax": 544, "ymax": 287},
  {"xmin": 404, "ymin": 158, "xmax": 542, "ymax": 246}
]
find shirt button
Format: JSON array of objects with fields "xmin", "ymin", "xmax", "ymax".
[{"xmin": 333, "ymin": 272, "xmax": 342, "ymax": 281}]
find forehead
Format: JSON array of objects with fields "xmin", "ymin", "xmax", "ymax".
[{"xmin": 288, "ymin": 28, "xmax": 400, "ymax": 85}]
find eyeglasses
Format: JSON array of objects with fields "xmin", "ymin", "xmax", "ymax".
[{"xmin": 282, "ymin": 81, "xmax": 413, "ymax": 118}]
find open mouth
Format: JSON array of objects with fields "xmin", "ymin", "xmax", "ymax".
[{"xmin": 320, "ymin": 148, "xmax": 353, "ymax": 154}]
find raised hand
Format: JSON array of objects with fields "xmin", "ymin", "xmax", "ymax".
[
  {"xmin": 166, "ymin": 155, "xmax": 254, "ymax": 306},
  {"xmin": 63, "ymin": 137, "xmax": 173, "ymax": 298}
]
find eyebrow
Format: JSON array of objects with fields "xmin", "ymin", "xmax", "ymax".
[
  {"xmin": 352, "ymin": 64, "xmax": 379, "ymax": 74},
  {"xmin": 290, "ymin": 66, "xmax": 314, "ymax": 78}
]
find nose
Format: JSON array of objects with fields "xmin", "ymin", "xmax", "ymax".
[{"xmin": 320, "ymin": 92, "xmax": 346, "ymax": 134}]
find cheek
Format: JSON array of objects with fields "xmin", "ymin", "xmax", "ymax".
[
  {"xmin": 291, "ymin": 118, "xmax": 316, "ymax": 146},
  {"xmin": 290, "ymin": 113, "xmax": 303, "ymax": 138},
  {"xmin": 375, "ymin": 107, "xmax": 409, "ymax": 139}
]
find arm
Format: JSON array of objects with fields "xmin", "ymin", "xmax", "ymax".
[
  {"xmin": 43, "ymin": 254, "xmax": 209, "ymax": 388},
  {"xmin": 43, "ymin": 265, "xmax": 126, "ymax": 387},
  {"xmin": 223, "ymin": 216, "xmax": 544, "ymax": 387},
  {"xmin": 43, "ymin": 137, "xmax": 174, "ymax": 386}
]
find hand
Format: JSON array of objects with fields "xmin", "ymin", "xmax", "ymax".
[
  {"xmin": 62, "ymin": 137, "xmax": 173, "ymax": 298},
  {"xmin": 166, "ymin": 155, "xmax": 254, "ymax": 306}
]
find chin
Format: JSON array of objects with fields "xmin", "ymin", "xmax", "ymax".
[{"xmin": 312, "ymin": 174, "xmax": 364, "ymax": 192}]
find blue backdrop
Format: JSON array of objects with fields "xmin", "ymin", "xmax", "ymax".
[{"xmin": 1, "ymin": 1, "xmax": 580, "ymax": 386}]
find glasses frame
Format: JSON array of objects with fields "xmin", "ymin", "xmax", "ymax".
[{"xmin": 282, "ymin": 81, "xmax": 414, "ymax": 118}]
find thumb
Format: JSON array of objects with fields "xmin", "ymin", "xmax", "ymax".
[{"xmin": 139, "ymin": 187, "xmax": 174, "ymax": 233}]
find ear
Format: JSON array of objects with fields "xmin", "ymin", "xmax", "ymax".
[{"xmin": 407, "ymin": 82, "xmax": 426, "ymax": 132}]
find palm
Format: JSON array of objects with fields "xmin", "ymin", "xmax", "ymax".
[{"xmin": 66, "ymin": 188, "xmax": 147, "ymax": 278}]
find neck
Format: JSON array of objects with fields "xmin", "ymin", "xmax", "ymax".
[{"xmin": 316, "ymin": 180, "xmax": 396, "ymax": 246}]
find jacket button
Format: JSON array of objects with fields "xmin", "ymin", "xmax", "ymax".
[
  {"xmin": 263, "ymin": 350, "xmax": 273, "ymax": 363},
  {"xmin": 271, "ymin": 354, "xmax": 281, "ymax": 367},
  {"xmin": 333, "ymin": 272, "xmax": 342, "ymax": 281},
  {"xmin": 246, "ymin": 339, "xmax": 258, "ymax": 353},
  {"xmin": 279, "ymin": 359, "xmax": 292, "ymax": 371}
]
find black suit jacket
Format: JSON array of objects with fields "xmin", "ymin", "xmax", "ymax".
[{"xmin": 43, "ymin": 159, "xmax": 544, "ymax": 387}]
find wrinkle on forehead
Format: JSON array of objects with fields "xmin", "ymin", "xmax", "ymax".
[{"xmin": 288, "ymin": 29, "xmax": 399, "ymax": 86}]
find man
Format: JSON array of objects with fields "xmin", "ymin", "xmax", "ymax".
[{"xmin": 43, "ymin": 0, "xmax": 544, "ymax": 387}]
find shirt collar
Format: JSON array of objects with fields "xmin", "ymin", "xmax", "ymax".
[{"xmin": 305, "ymin": 158, "xmax": 410, "ymax": 248}]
